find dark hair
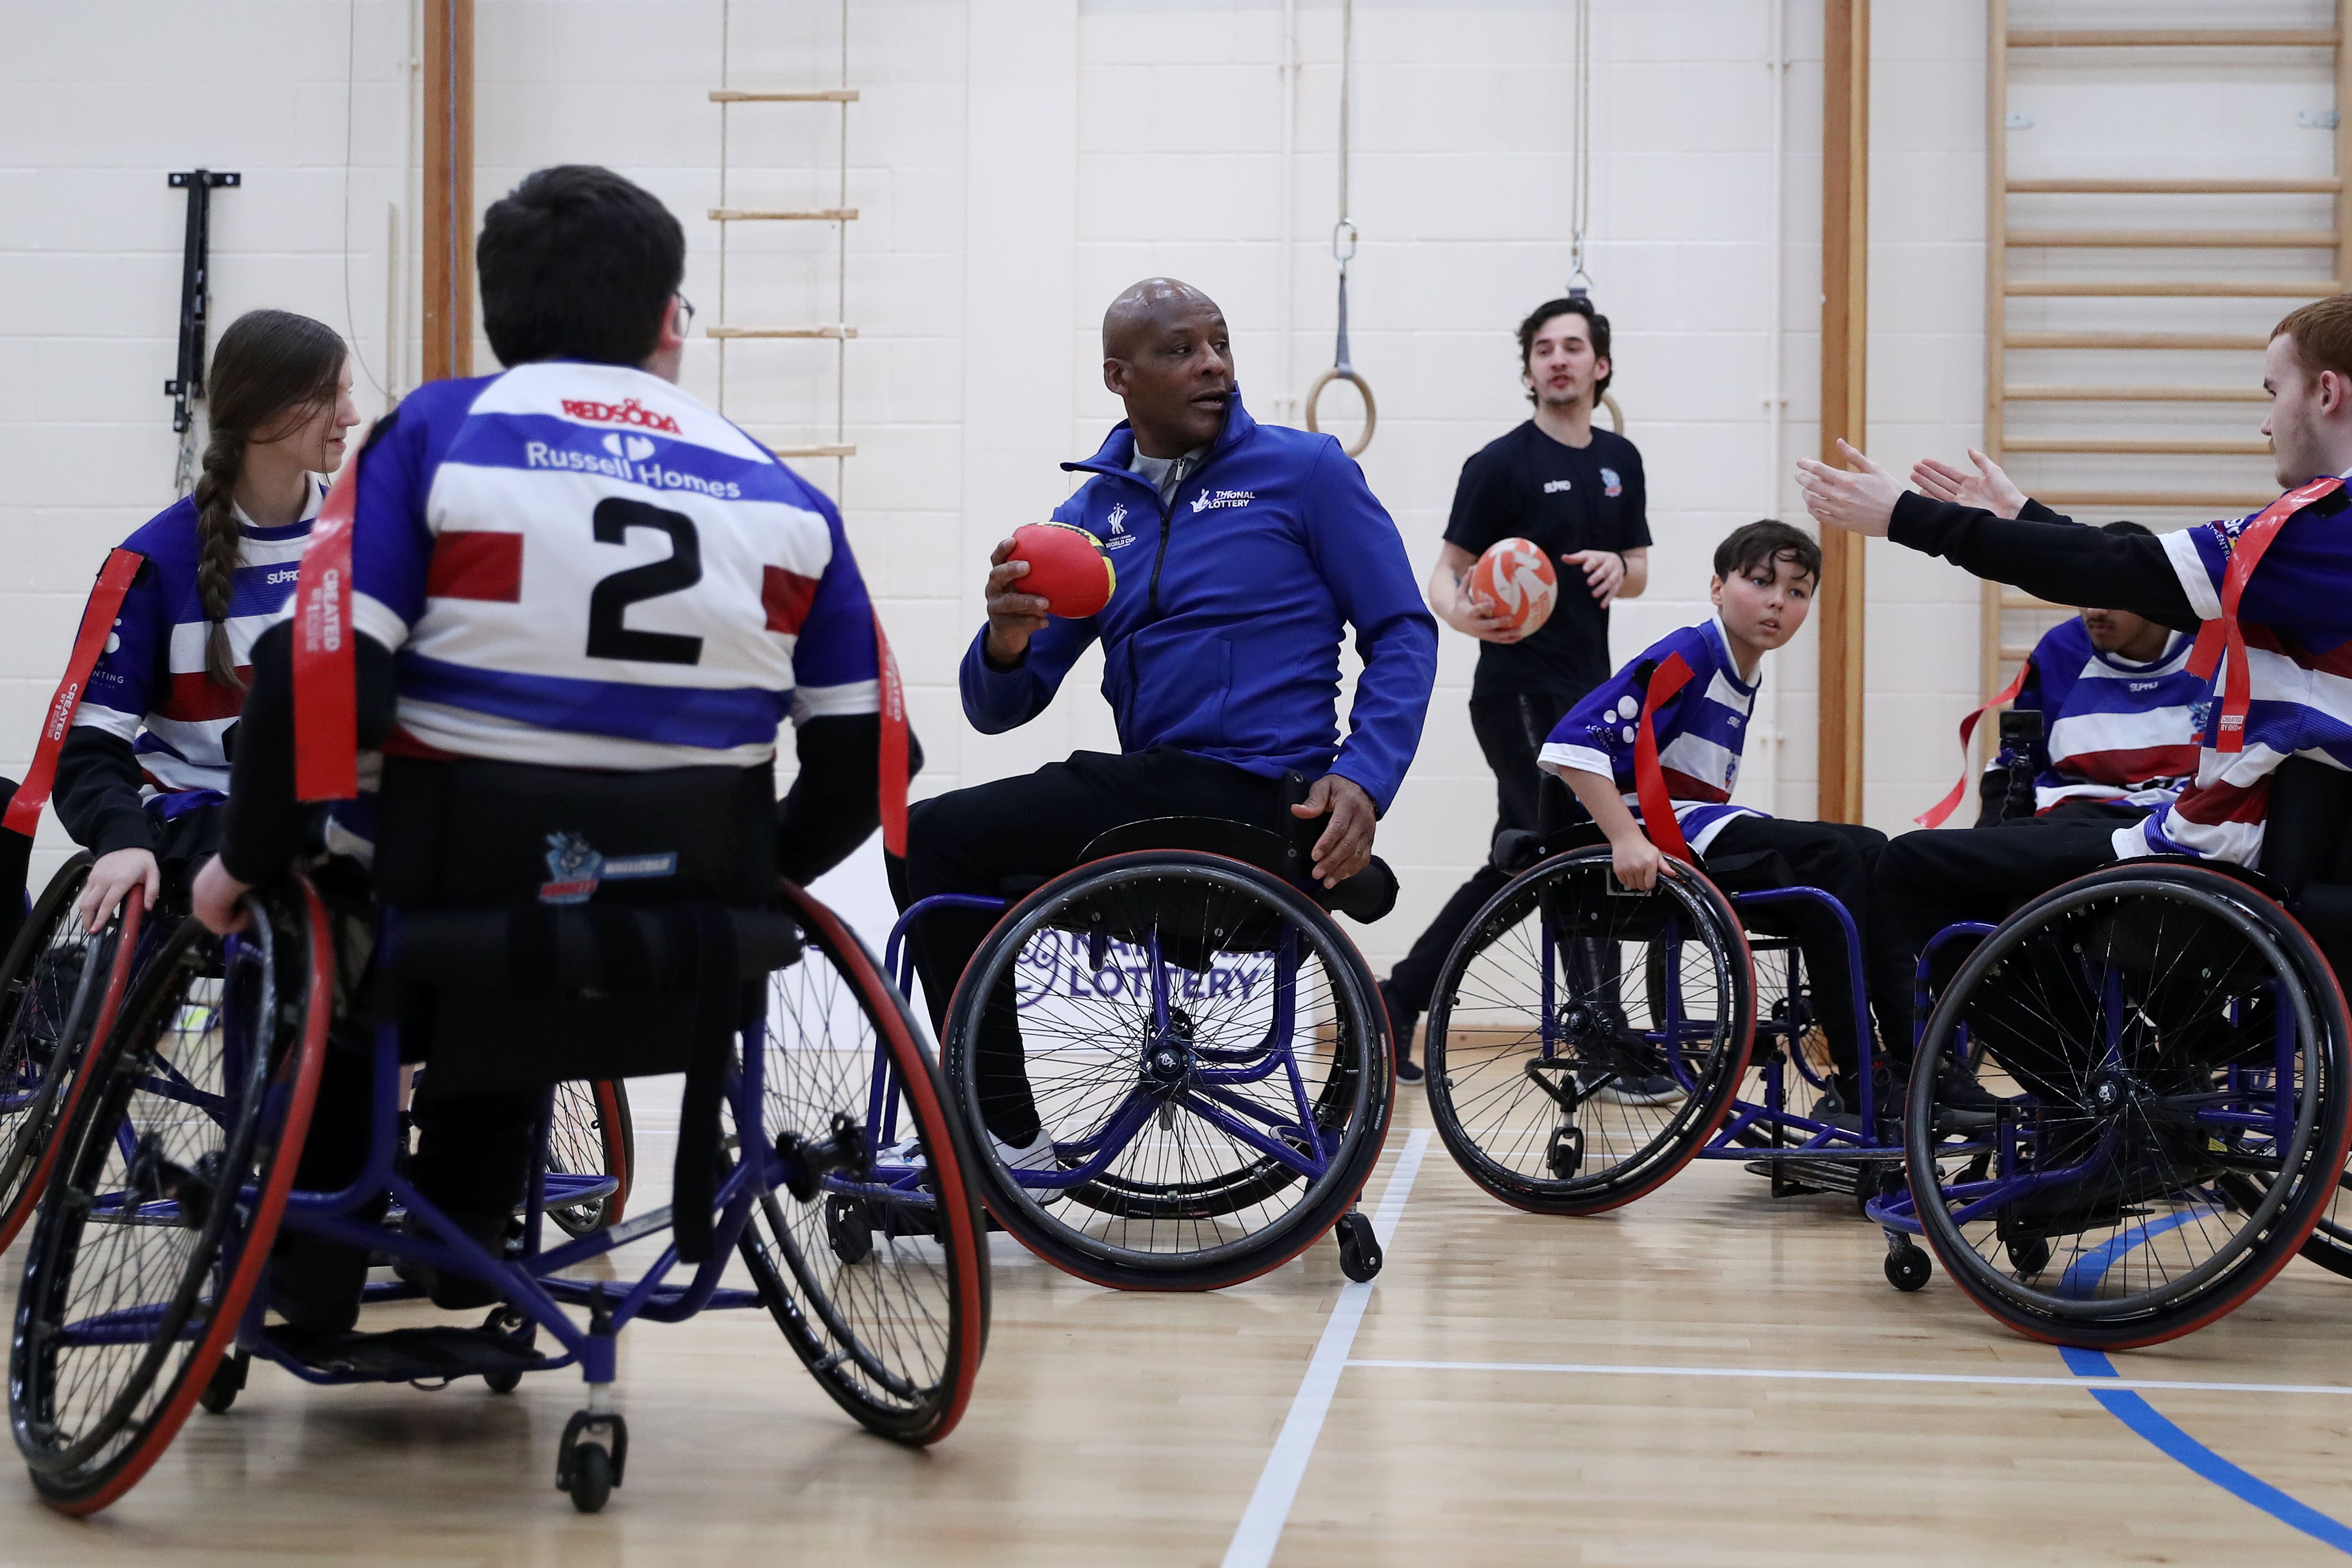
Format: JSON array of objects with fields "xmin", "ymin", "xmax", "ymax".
[
  {"xmin": 478, "ymin": 165, "xmax": 685, "ymax": 367},
  {"xmin": 2103, "ymin": 519, "xmax": 2155, "ymax": 538},
  {"xmin": 1517, "ymin": 295, "xmax": 1612, "ymax": 403},
  {"xmin": 1713, "ymin": 520, "xmax": 1822, "ymax": 585},
  {"xmin": 2273, "ymin": 293, "xmax": 2352, "ymax": 383},
  {"xmin": 192, "ymin": 310, "xmax": 347, "ymax": 689}
]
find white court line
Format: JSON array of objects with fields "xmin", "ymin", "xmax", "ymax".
[
  {"xmin": 1346, "ymin": 1357, "xmax": 2352, "ymax": 1400},
  {"xmin": 1219, "ymin": 1127, "xmax": 1432, "ymax": 1568}
]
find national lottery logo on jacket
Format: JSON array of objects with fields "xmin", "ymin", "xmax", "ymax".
[{"xmin": 1191, "ymin": 488, "xmax": 1257, "ymax": 513}]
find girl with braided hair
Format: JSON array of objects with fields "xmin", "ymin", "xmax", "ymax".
[{"xmin": 54, "ymin": 308, "xmax": 356, "ymax": 933}]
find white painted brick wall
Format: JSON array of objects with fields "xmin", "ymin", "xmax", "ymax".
[{"xmin": 19, "ymin": 0, "xmax": 2294, "ymax": 976}]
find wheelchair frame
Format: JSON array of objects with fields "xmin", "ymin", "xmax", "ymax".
[
  {"xmin": 16, "ymin": 876, "xmax": 987, "ymax": 1514},
  {"xmin": 887, "ymin": 861, "xmax": 1389, "ymax": 1286}
]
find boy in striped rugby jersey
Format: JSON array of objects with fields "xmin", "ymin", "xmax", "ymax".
[{"xmin": 1542, "ymin": 520, "xmax": 1912, "ymax": 1117}]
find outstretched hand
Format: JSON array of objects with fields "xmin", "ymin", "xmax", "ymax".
[
  {"xmin": 1292, "ymin": 773, "xmax": 1375, "ymax": 888},
  {"xmin": 1794, "ymin": 439, "xmax": 1902, "ymax": 537},
  {"xmin": 1911, "ymin": 448, "xmax": 2025, "ymax": 519}
]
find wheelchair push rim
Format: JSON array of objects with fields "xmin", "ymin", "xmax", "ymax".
[
  {"xmin": 1904, "ymin": 862, "xmax": 2352, "ymax": 1349},
  {"xmin": 943, "ymin": 850, "xmax": 1393, "ymax": 1291},
  {"xmin": 0, "ymin": 857, "xmax": 149, "ymax": 1255},
  {"xmin": 735, "ymin": 880, "xmax": 988, "ymax": 1444},
  {"xmin": 1423, "ymin": 849, "xmax": 1755, "ymax": 1216},
  {"xmin": 8, "ymin": 877, "xmax": 331, "ymax": 1514}
]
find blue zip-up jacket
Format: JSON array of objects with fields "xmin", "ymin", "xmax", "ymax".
[{"xmin": 960, "ymin": 390, "xmax": 1438, "ymax": 812}]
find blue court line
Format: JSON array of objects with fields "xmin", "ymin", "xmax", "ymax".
[{"xmin": 2054, "ymin": 1209, "xmax": 2352, "ymax": 1556}]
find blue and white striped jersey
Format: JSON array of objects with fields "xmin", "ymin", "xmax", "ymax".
[
  {"xmin": 1538, "ymin": 617, "xmax": 1764, "ymax": 856},
  {"xmin": 2016, "ymin": 616, "xmax": 2202, "ymax": 814},
  {"xmin": 72, "ymin": 481, "xmax": 324, "ymax": 803},
  {"xmin": 346, "ymin": 362, "xmax": 878, "ymax": 771}
]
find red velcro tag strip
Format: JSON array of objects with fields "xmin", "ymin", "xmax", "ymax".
[
  {"xmin": 1914, "ymin": 660, "xmax": 2034, "ymax": 829},
  {"xmin": 4, "ymin": 548, "xmax": 145, "ymax": 837},
  {"xmin": 875, "ymin": 612, "xmax": 909, "ymax": 858},
  {"xmin": 2185, "ymin": 475, "xmax": 2344, "ymax": 755},
  {"xmin": 764, "ymin": 567, "xmax": 822, "ymax": 636},
  {"xmin": 426, "ymin": 531, "xmax": 523, "ymax": 602},
  {"xmin": 1633, "ymin": 652, "xmax": 1697, "ymax": 865},
  {"xmin": 293, "ymin": 457, "xmax": 362, "ymax": 802}
]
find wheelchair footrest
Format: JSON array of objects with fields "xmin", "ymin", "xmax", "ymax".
[
  {"xmin": 1742, "ymin": 1157, "xmax": 1896, "ymax": 1198},
  {"xmin": 268, "ymin": 1324, "xmax": 548, "ymax": 1383}
]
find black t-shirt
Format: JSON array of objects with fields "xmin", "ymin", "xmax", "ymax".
[{"xmin": 1442, "ymin": 420, "xmax": 1652, "ymax": 698}]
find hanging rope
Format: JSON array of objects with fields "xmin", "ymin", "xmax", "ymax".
[
  {"xmin": 1305, "ymin": 0, "xmax": 1376, "ymax": 457},
  {"xmin": 1563, "ymin": 0, "xmax": 1623, "ymax": 434}
]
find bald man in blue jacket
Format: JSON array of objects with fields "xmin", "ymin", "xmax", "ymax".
[{"xmin": 900, "ymin": 278, "xmax": 1438, "ymax": 1159}]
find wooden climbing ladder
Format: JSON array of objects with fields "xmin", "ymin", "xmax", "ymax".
[
  {"xmin": 711, "ymin": 0, "xmax": 857, "ymax": 475},
  {"xmin": 1981, "ymin": 2, "xmax": 2352, "ymax": 704}
]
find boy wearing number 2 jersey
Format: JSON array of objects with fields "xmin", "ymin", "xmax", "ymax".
[{"xmin": 192, "ymin": 167, "xmax": 897, "ymax": 1331}]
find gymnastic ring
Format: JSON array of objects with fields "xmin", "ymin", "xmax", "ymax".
[
  {"xmin": 1304, "ymin": 367, "xmax": 1378, "ymax": 458},
  {"xmin": 1600, "ymin": 391, "xmax": 1623, "ymax": 433}
]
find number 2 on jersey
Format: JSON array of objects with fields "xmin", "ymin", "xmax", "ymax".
[{"xmin": 588, "ymin": 498, "xmax": 703, "ymax": 665}]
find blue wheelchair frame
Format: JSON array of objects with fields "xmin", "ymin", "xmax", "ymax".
[
  {"xmin": 882, "ymin": 891, "xmax": 1350, "ymax": 1202},
  {"xmin": 96, "ymin": 910, "xmax": 797, "ymax": 1398},
  {"xmin": 1861, "ymin": 920, "xmax": 2305, "ymax": 1243}
]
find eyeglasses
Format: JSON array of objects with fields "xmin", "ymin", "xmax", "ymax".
[{"xmin": 674, "ymin": 294, "xmax": 697, "ymax": 336}]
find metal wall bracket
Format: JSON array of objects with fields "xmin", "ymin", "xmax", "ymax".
[{"xmin": 165, "ymin": 169, "xmax": 240, "ymax": 433}]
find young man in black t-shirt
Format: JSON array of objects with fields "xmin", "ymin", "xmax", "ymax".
[{"xmin": 1383, "ymin": 296, "xmax": 1652, "ymax": 1082}]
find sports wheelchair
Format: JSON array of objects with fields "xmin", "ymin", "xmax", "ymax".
[
  {"xmin": 1421, "ymin": 820, "xmax": 1902, "ymax": 1219},
  {"xmin": 888, "ymin": 774, "xmax": 1397, "ymax": 1291},
  {"xmin": 1873, "ymin": 758, "xmax": 2352, "ymax": 1348},
  {"xmin": 8, "ymin": 764, "xmax": 988, "ymax": 1516},
  {"xmin": 0, "ymin": 856, "xmax": 634, "ymax": 1256}
]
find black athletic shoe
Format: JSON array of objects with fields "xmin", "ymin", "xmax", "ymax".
[
  {"xmin": 1378, "ymin": 980, "xmax": 1424, "ymax": 1082},
  {"xmin": 392, "ymin": 1214, "xmax": 510, "ymax": 1311},
  {"xmin": 268, "ymin": 1232, "xmax": 371, "ymax": 1334}
]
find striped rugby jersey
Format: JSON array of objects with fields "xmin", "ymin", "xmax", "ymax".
[
  {"xmin": 2015, "ymin": 616, "xmax": 2202, "ymax": 813},
  {"xmin": 1538, "ymin": 617, "xmax": 1763, "ymax": 856},
  {"xmin": 2129, "ymin": 490, "xmax": 2352, "ymax": 865},
  {"xmin": 71, "ymin": 479, "xmax": 325, "ymax": 802},
  {"xmin": 347, "ymin": 362, "xmax": 878, "ymax": 771}
]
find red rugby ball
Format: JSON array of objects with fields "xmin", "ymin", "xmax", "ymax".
[
  {"xmin": 1010, "ymin": 522, "xmax": 1116, "ymax": 618},
  {"xmin": 1466, "ymin": 536, "xmax": 1559, "ymax": 634}
]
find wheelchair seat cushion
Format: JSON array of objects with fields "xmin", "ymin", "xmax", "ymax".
[{"xmin": 1079, "ymin": 816, "xmax": 1397, "ymax": 923}]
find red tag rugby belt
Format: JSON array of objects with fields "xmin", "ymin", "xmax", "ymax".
[
  {"xmin": 1632, "ymin": 652, "xmax": 1696, "ymax": 865},
  {"xmin": 5, "ymin": 548, "xmax": 146, "ymax": 837},
  {"xmin": 2184, "ymin": 475, "xmax": 2344, "ymax": 756},
  {"xmin": 1914, "ymin": 660, "xmax": 2033, "ymax": 830},
  {"xmin": 292, "ymin": 457, "xmax": 362, "ymax": 802}
]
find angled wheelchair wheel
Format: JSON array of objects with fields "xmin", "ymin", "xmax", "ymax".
[
  {"xmin": 1423, "ymin": 850, "xmax": 1754, "ymax": 1215},
  {"xmin": 734, "ymin": 881, "xmax": 988, "ymax": 1446},
  {"xmin": 943, "ymin": 851, "xmax": 1392, "ymax": 1291},
  {"xmin": 544, "ymin": 1080, "xmax": 633, "ymax": 1237},
  {"xmin": 8, "ymin": 878, "xmax": 330, "ymax": 1514},
  {"xmin": 1906, "ymin": 863, "xmax": 2352, "ymax": 1350},
  {"xmin": 0, "ymin": 856, "xmax": 132, "ymax": 1255},
  {"xmin": 2282, "ymin": 1170, "xmax": 2352, "ymax": 1279}
]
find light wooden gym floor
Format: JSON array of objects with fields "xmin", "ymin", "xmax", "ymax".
[{"xmin": 5, "ymin": 1094, "xmax": 2352, "ymax": 1566}]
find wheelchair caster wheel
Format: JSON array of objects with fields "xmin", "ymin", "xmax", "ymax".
[
  {"xmin": 1334, "ymin": 1212, "xmax": 1382, "ymax": 1282},
  {"xmin": 2006, "ymin": 1235, "xmax": 2051, "ymax": 1278},
  {"xmin": 484, "ymin": 1369, "xmax": 523, "ymax": 1394},
  {"xmin": 1885, "ymin": 1242, "xmax": 1931, "ymax": 1292},
  {"xmin": 826, "ymin": 1193, "xmax": 875, "ymax": 1265},
  {"xmin": 198, "ymin": 1351, "xmax": 248, "ymax": 1415},
  {"xmin": 557, "ymin": 1409, "xmax": 628, "ymax": 1513},
  {"xmin": 1545, "ymin": 1125, "xmax": 1583, "ymax": 1181}
]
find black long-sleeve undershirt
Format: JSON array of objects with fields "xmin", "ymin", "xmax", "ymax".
[
  {"xmin": 52, "ymin": 728, "xmax": 159, "ymax": 858},
  {"xmin": 218, "ymin": 621, "xmax": 918, "ymax": 891},
  {"xmin": 1888, "ymin": 491, "xmax": 2199, "ymax": 633}
]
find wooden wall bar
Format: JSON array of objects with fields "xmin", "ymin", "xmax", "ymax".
[
  {"xmin": 1818, "ymin": 0, "xmax": 1870, "ymax": 823},
  {"xmin": 422, "ymin": 0, "xmax": 474, "ymax": 383}
]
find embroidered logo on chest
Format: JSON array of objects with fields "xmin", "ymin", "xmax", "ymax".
[
  {"xmin": 1543, "ymin": 479, "xmax": 1574, "ymax": 494},
  {"xmin": 1192, "ymin": 490, "xmax": 1256, "ymax": 513},
  {"xmin": 1600, "ymin": 467, "xmax": 1623, "ymax": 498}
]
